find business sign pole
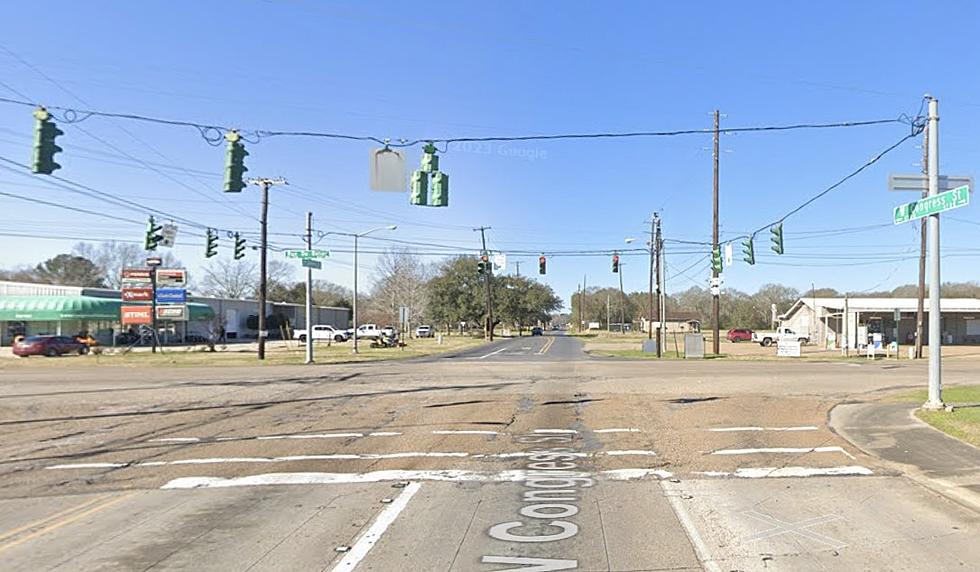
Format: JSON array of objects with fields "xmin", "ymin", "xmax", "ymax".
[
  {"xmin": 305, "ymin": 212, "xmax": 314, "ymax": 365},
  {"xmin": 147, "ymin": 259, "xmax": 161, "ymax": 353}
]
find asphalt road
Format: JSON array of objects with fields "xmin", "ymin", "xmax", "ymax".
[
  {"xmin": 1, "ymin": 353, "xmax": 978, "ymax": 570},
  {"xmin": 435, "ymin": 331, "xmax": 587, "ymax": 362}
]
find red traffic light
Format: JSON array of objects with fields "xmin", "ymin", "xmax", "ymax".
[
  {"xmin": 538, "ymin": 256, "xmax": 546, "ymax": 275},
  {"xmin": 612, "ymin": 254, "xmax": 620, "ymax": 273}
]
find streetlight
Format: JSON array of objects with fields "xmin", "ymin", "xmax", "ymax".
[{"xmin": 324, "ymin": 225, "xmax": 397, "ymax": 353}]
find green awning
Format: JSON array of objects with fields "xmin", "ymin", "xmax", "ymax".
[
  {"xmin": 0, "ymin": 296, "xmax": 121, "ymax": 321},
  {"xmin": 0, "ymin": 296, "xmax": 215, "ymax": 322}
]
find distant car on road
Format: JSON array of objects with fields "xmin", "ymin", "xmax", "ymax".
[
  {"xmin": 415, "ymin": 325, "xmax": 434, "ymax": 338},
  {"xmin": 531, "ymin": 327, "xmax": 544, "ymax": 336},
  {"xmin": 13, "ymin": 335, "xmax": 89, "ymax": 357},
  {"xmin": 726, "ymin": 328, "xmax": 753, "ymax": 342}
]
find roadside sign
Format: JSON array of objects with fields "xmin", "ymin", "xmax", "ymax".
[
  {"xmin": 893, "ymin": 185, "xmax": 970, "ymax": 224},
  {"xmin": 155, "ymin": 304, "xmax": 188, "ymax": 321},
  {"xmin": 888, "ymin": 174, "xmax": 973, "ymax": 193},
  {"xmin": 122, "ymin": 268, "xmax": 152, "ymax": 280},
  {"xmin": 145, "ymin": 256, "xmax": 163, "ymax": 267},
  {"xmin": 156, "ymin": 269, "xmax": 187, "ymax": 287},
  {"xmin": 301, "ymin": 258, "xmax": 322, "ymax": 269},
  {"xmin": 724, "ymin": 243, "xmax": 733, "ymax": 266},
  {"xmin": 777, "ymin": 340, "xmax": 802, "ymax": 357},
  {"xmin": 493, "ymin": 253, "xmax": 507, "ymax": 272},
  {"xmin": 285, "ymin": 249, "xmax": 330, "ymax": 259},
  {"xmin": 122, "ymin": 287, "xmax": 153, "ymax": 302},
  {"xmin": 894, "ymin": 308, "xmax": 901, "ymax": 322},
  {"xmin": 156, "ymin": 288, "xmax": 187, "ymax": 303},
  {"xmin": 121, "ymin": 305, "xmax": 153, "ymax": 325},
  {"xmin": 159, "ymin": 224, "xmax": 178, "ymax": 248}
]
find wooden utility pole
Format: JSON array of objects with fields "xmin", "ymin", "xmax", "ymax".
[
  {"xmin": 475, "ymin": 226, "xmax": 494, "ymax": 341},
  {"xmin": 248, "ymin": 177, "xmax": 288, "ymax": 360},
  {"xmin": 654, "ymin": 215, "xmax": 663, "ymax": 357},
  {"xmin": 711, "ymin": 110, "xmax": 721, "ymax": 355}
]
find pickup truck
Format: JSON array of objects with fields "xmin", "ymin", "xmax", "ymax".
[
  {"xmin": 751, "ymin": 327, "xmax": 809, "ymax": 347},
  {"xmin": 352, "ymin": 324, "xmax": 383, "ymax": 340},
  {"xmin": 293, "ymin": 325, "xmax": 349, "ymax": 343}
]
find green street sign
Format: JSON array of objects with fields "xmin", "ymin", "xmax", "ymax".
[
  {"xmin": 284, "ymin": 249, "xmax": 330, "ymax": 259},
  {"xmin": 302, "ymin": 258, "xmax": 322, "ymax": 269},
  {"xmin": 893, "ymin": 185, "xmax": 970, "ymax": 224}
]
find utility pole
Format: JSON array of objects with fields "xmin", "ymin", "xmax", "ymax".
[
  {"xmin": 924, "ymin": 96, "xmax": 944, "ymax": 410},
  {"xmin": 654, "ymin": 215, "xmax": 663, "ymax": 357},
  {"xmin": 304, "ymin": 211, "xmax": 314, "ymax": 365},
  {"xmin": 583, "ymin": 274, "xmax": 588, "ymax": 332},
  {"xmin": 606, "ymin": 294, "xmax": 611, "ymax": 332},
  {"xmin": 248, "ymin": 177, "xmax": 287, "ymax": 360},
  {"xmin": 658, "ymin": 223, "xmax": 666, "ymax": 356},
  {"xmin": 915, "ymin": 124, "xmax": 929, "ymax": 359},
  {"xmin": 711, "ymin": 109, "xmax": 721, "ymax": 355},
  {"xmin": 647, "ymin": 215, "xmax": 656, "ymax": 341},
  {"xmin": 475, "ymin": 226, "xmax": 494, "ymax": 341},
  {"xmin": 514, "ymin": 261, "xmax": 521, "ymax": 277},
  {"xmin": 150, "ymin": 265, "xmax": 158, "ymax": 353},
  {"xmin": 578, "ymin": 283, "xmax": 583, "ymax": 333},
  {"xmin": 618, "ymin": 261, "xmax": 626, "ymax": 333}
]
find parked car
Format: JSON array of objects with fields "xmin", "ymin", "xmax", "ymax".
[
  {"xmin": 726, "ymin": 328, "xmax": 753, "ymax": 342},
  {"xmin": 752, "ymin": 326, "xmax": 809, "ymax": 347},
  {"xmin": 13, "ymin": 335, "xmax": 89, "ymax": 357},
  {"xmin": 531, "ymin": 327, "xmax": 544, "ymax": 336},
  {"xmin": 294, "ymin": 325, "xmax": 349, "ymax": 343},
  {"xmin": 381, "ymin": 325, "xmax": 397, "ymax": 338},
  {"xmin": 415, "ymin": 325, "xmax": 434, "ymax": 338}
]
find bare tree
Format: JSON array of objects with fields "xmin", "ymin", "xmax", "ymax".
[
  {"xmin": 72, "ymin": 241, "xmax": 181, "ymax": 288},
  {"xmin": 198, "ymin": 257, "xmax": 295, "ymax": 299},
  {"xmin": 367, "ymin": 248, "xmax": 430, "ymax": 329}
]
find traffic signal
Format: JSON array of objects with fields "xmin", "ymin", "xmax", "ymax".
[
  {"xmin": 144, "ymin": 216, "xmax": 163, "ymax": 251},
  {"xmin": 711, "ymin": 246, "xmax": 723, "ymax": 273},
  {"xmin": 32, "ymin": 107, "xmax": 63, "ymax": 175},
  {"xmin": 742, "ymin": 236, "xmax": 755, "ymax": 265},
  {"xmin": 539, "ymin": 255, "xmax": 546, "ymax": 275},
  {"xmin": 430, "ymin": 171, "xmax": 449, "ymax": 207},
  {"xmin": 205, "ymin": 228, "xmax": 219, "ymax": 258},
  {"xmin": 410, "ymin": 170, "xmax": 428, "ymax": 206},
  {"xmin": 223, "ymin": 131, "xmax": 248, "ymax": 192},
  {"xmin": 478, "ymin": 254, "xmax": 489, "ymax": 274},
  {"xmin": 612, "ymin": 254, "xmax": 620, "ymax": 273},
  {"xmin": 770, "ymin": 223, "xmax": 784, "ymax": 254},
  {"xmin": 420, "ymin": 143, "xmax": 439, "ymax": 172},
  {"xmin": 233, "ymin": 233, "xmax": 246, "ymax": 260}
]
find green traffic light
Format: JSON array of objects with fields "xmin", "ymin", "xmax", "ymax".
[
  {"xmin": 32, "ymin": 108, "xmax": 63, "ymax": 175},
  {"xmin": 223, "ymin": 131, "xmax": 248, "ymax": 193},
  {"xmin": 770, "ymin": 223, "xmax": 784, "ymax": 255}
]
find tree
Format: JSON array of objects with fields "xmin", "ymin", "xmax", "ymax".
[
  {"xmin": 199, "ymin": 258, "xmax": 294, "ymax": 299},
  {"xmin": 426, "ymin": 256, "xmax": 492, "ymax": 333},
  {"xmin": 497, "ymin": 275, "xmax": 562, "ymax": 334},
  {"xmin": 33, "ymin": 254, "xmax": 106, "ymax": 287},
  {"xmin": 366, "ymin": 248, "xmax": 430, "ymax": 329},
  {"xmin": 267, "ymin": 279, "xmax": 352, "ymax": 309},
  {"xmin": 73, "ymin": 241, "xmax": 182, "ymax": 288}
]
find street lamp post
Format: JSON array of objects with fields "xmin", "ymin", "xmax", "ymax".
[{"xmin": 324, "ymin": 225, "xmax": 397, "ymax": 354}]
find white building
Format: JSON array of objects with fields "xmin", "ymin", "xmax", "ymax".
[{"xmin": 779, "ymin": 297, "xmax": 980, "ymax": 349}]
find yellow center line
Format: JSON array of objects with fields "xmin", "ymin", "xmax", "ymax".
[
  {"xmin": 0, "ymin": 495, "xmax": 108, "ymax": 544},
  {"xmin": 0, "ymin": 492, "xmax": 136, "ymax": 555},
  {"xmin": 537, "ymin": 336, "xmax": 556, "ymax": 355}
]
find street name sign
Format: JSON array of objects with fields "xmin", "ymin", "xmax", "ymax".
[
  {"xmin": 285, "ymin": 249, "xmax": 330, "ymax": 259},
  {"xmin": 888, "ymin": 174, "xmax": 973, "ymax": 193},
  {"xmin": 302, "ymin": 258, "xmax": 322, "ymax": 269},
  {"xmin": 893, "ymin": 185, "xmax": 970, "ymax": 224}
]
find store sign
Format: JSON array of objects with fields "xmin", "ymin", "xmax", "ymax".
[
  {"xmin": 156, "ymin": 305, "xmax": 188, "ymax": 321},
  {"xmin": 156, "ymin": 288, "xmax": 187, "ymax": 304},
  {"xmin": 121, "ymin": 287, "xmax": 153, "ymax": 302},
  {"xmin": 121, "ymin": 305, "xmax": 153, "ymax": 325},
  {"xmin": 776, "ymin": 340, "xmax": 802, "ymax": 357},
  {"xmin": 156, "ymin": 269, "xmax": 187, "ymax": 287}
]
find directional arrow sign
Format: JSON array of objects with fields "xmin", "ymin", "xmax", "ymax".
[
  {"xmin": 894, "ymin": 185, "xmax": 970, "ymax": 224},
  {"xmin": 284, "ymin": 249, "xmax": 330, "ymax": 259}
]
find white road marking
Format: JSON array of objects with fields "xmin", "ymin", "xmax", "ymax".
[
  {"xmin": 256, "ymin": 433, "xmax": 365, "ymax": 441},
  {"xmin": 330, "ymin": 481, "xmax": 421, "ymax": 571},
  {"xmin": 368, "ymin": 432, "xmax": 402, "ymax": 436},
  {"xmin": 594, "ymin": 428, "xmax": 641, "ymax": 433},
  {"xmin": 532, "ymin": 429, "xmax": 577, "ymax": 434},
  {"xmin": 161, "ymin": 468, "xmax": 676, "ymax": 489},
  {"xmin": 149, "ymin": 431, "xmax": 403, "ymax": 444},
  {"xmin": 707, "ymin": 426, "xmax": 818, "ymax": 432},
  {"xmin": 148, "ymin": 437, "xmax": 201, "ymax": 443},
  {"xmin": 661, "ymin": 480, "xmax": 722, "ymax": 572},
  {"xmin": 50, "ymin": 449, "xmax": 659, "ymax": 470},
  {"xmin": 697, "ymin": 466, "xmax": 873, "ymax": 478},
  {"xmin": 710, "ymin": 446, "xmax": 854, "ymax": 458},
  {"xmin": 432, "ymin": 430, "xmax": 499, "ymax": 435},
  {"xmin": 478, "ymin": 347, "xmax": 508, "ymax": 359}
]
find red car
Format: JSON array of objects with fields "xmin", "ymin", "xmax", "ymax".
[
  {"xmin": 726, "ymin": 328, "xmax": 753, "ymax": 342},
  {"xmin": 12, "ymin": 335, "xmax": 90, "ymax": 357}
]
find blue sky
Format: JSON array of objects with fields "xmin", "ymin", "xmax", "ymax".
[{"xmin": 1, "ymin": 0, "xmax": 979, "ymax": 308}]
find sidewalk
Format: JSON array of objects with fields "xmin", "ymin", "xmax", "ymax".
[{"xmin": 831, "ymin": 402, "xmax": 980, "ymax": 512}]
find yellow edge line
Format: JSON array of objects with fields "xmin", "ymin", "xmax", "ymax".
[{"xmin": 0, "ymin": 493, "xmax": 136, "ymax": 555}]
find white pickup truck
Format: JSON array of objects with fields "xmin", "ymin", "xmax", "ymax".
[
  {"xmin": 751, "ymin": 326, "xmax": 809, "ymax": 347},
  {"xmin": 352, "ymin": 324, "xmax": 384, "ymax": 340},
  {"xmin": 293, "ymin": 325, "xmax": 349, "ymax": 343}
]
